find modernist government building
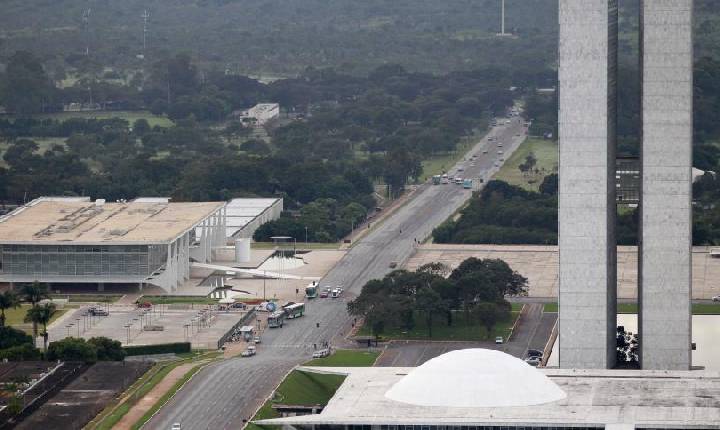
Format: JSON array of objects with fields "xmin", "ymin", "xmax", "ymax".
[{"xmin": 256, "ymin": 2, "xmax": 720, "ymax": 430}]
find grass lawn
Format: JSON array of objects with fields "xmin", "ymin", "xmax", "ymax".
[
  {"xmin": 304, "ymin": 349, "xmax": 379, "ymax": 367},
  {"xmin": 50, "ymin": 294, "xmax": 122, "ymax": 303},
  {"xmin": 247, "ymin": 370, "xmax": 347, "ymax": 430},
  {"xmin": 138, "ymin": 295, "xmax": 218, "ymax": 305},
  {"xmin": 543, "ymin": 302, "xmax": 720, "ymax": 315},
  {"xmin": 494, "ymin": 138, "xmax": 558, "ymax": 191},
  {"xmin": 28, "ymin": 110, "xmax": 174, "ymax": 128},
  {"xmin": 358, "ymin": 309, "xmax": 519, "ymax": 342},
  {"xmin": 4, "ymin": 304, "xmax": 68, "ymax": 333}
]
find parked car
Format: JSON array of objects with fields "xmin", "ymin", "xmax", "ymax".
[
  {"xmin": 253, "ymin": 336, "xmax": 261, "ymax": 344},
  {"xmin": 526, "ymin": 349, "xmax": 543, "ymax": 358},
  {"xmin": 524, "ymin": 356, "xmax": 541, "ymax": 367},
  {"xmin": 313, "ymin": 348, "xmax": 331, "ymax": 359},
  {"xmin": 713, "ymin": 295, "xmax": 720, "ymax": 302},
  {"xmin": 171, "ymin": 423, "xmax": 182, "ymax": 430},
  {"xmin": 136, "ymin": 301, "xmax": 152, "ymax": 308},
  {"xmin": 89, "ymin": 307, "xmax": 109, "ymax": 316},
  {"xmin": 389, "ymin": 261, "xmax": 398, "ymax": 269},
  {"xmin": 319, "ymin": 290, "xmax": 329, "ymax": 298},
  {"xmin": 241, "ymin": 345, "xmax": 256, "ymax": 357},
  {"xmin": 495, "ymin": 336, "xmax": 504, "ymax": 344}
]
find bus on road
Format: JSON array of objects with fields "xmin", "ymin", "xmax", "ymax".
[
  {"xmin": 305, "ymin": 282, "xmax": 318, "ymax": 299},
  {"xmin": 268, "ymin": 310, "xmax": 286, "ymax": 328},
  {"xmin": 284, "ymin": 302, "xmax": 305, "ymax": 319}
]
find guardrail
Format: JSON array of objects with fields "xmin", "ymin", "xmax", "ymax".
[{"xmin": 217, "ymin": 309, "xmax": 257, "ymax": 349}]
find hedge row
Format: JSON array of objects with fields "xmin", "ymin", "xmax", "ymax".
[{"xmin": 123, "ymin": 342, "xmax": 191, "ymax": 356}]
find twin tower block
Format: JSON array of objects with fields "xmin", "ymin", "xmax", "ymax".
[{"xmin": 559, "ymin": 0, "xmax": 693, "ymax": 370}]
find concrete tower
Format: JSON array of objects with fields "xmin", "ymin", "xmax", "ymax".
[
  {"xmin": 639, "ymin": 0, "xmax": 693, "ymax": 370},
  {"xmin": 558, "ymin": 0, "xmax": 618, "ymax": 370},
  {"xmin": 559, "ymin": 0, "xmax": 693, "ymax": 370}
]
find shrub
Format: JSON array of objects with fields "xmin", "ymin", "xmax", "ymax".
[
  {"xmin": 123, "ymin": 342, "xmax": 191, "ymax": 356},
  {"xmin": 47, "ymin": 337, "xmax": 97, "ymax": 363},
  {"xmin": 0, "ymin": 326, "xmax": 33, "ymax": 349},
  {"xmin": 88, "ymin": 337, "xmax": 127, "ymax": 361},
  {"xmin": 0, "ymin": 344, "xmax": 41, "ymax": 361}
]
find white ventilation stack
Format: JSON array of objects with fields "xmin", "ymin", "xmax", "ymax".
[{"xmin": 235, "ymin": 238, "xmax": 251, "ymax": 263}]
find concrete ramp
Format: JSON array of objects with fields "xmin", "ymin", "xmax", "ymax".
[{"xmin": 191, "ymin": 262, "xmax": 321, "ymax": 281}]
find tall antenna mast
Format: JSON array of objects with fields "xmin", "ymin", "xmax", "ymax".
[
  {"xmin": 142, "ymin": 10, "xmax": 150, "ymax": 59},
  {"xmin": 82, "ymin": 8, "xmax": 91, "ymax": 56}
]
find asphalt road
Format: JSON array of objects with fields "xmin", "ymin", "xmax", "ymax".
[{"xmin": 148, "ymin": 115, "xmax": 529, "ymax": 430}]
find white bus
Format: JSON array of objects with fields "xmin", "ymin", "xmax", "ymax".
[{"xmin": 284, "ymin": 302, "xmax": 305, "ymax": 319}]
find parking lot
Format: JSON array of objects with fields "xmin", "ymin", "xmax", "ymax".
[{"xmin": 45, "ymin": 304, "xmax": 251, "ymax": 349}]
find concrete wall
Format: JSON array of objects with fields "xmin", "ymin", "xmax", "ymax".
[
  {"xmin": 639, "ymin": 0, "xmax": 693, "ymax": 370},
  {"xmin": 558, "ymin": 0, "xmax": 617, "ymax": 369}
]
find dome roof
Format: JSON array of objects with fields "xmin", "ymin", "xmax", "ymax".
[{"xmin": 384, "ymin": 349, "xmax": 566, "ymax": 408}]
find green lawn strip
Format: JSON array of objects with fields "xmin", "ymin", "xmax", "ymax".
[
  {"xmin": 138, "ymin": 295, "xmax": 218, "ymax": 305},
  {"xmin": 91, "ymin": 351, "xmax": 218, "ymax": 430},
  {"xmin": 493, "ymin": 138, "xmax": 558, "ymax": 191},
  {"xmin": 304, "ymin": 349, "xmax": 379, "ymax": 367},
  {"xmin": 49, "ymin": 294, "xmax": 122, "ymax": 303},
  {"xmin": 247, "ymin": 370, "xmax": 347, "ymax": 430},
  {"xmin": 543, "ymin": 303, "xmax": 558, "ymax": 313},
  {"xmin": 691, "ymin": 303, "xmax": 720, "ymax": 314},
  {"xmin": 131, "ymin": 362, "xmax": 208, "ymax": 430},
  {"xmin": 357, "ymin": 310, "xmax": 519, "ymax": 341},
  {"xmin": 510, "ymin": 303, "xmax": 523, "ymax": 312},
  {"xmin": 543, "ymin": 302, "xmax": 720, "ymax": 315}
]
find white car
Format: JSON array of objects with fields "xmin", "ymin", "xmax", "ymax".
[
  {"xmin": 171, "ymin": 423, "xmax": 182, "ymax": 430},
  {"xmin": 495, "ymin": 336, "xmax": 504, "ymax": 344},
  {"xmin": 712, "ymin": 295, "xmax": 720, "ymax": 302}
]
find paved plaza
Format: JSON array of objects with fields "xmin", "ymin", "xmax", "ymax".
[
  {"xmin": 46, "ymin": 304, "xmax": 250, "ymax": 349},
  {"xmin": 406, "ymin": 244, "xmax": 720, "ymax": 300}
]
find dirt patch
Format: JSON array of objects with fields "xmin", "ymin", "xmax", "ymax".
[{"xmin": 13, "ymin": 361, "xmax": 151, "ymax": 430}]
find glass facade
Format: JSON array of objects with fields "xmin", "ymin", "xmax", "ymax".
[{"xmin": 0, "ymin": 244, "xmax": 168, "ymax": 278}]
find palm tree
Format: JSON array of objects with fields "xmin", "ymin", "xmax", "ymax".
[
  {"xmin": 20, "ymin": 281, "xmax": 50, "ymax": 341},
  {"xmin": 25, "ymin": 303, "xmax": 55, "ymax": 353},
  {"xmin": 0, "ymin": 290, "xmax": 20, "ymax": 327}
]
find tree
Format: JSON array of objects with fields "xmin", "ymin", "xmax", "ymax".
[
  {"xmin": 24, "ymin": 303, "xmax": 55, "ymax": 353},
  {"xmin": 132, "ymin": 118, "xmax": 151, "ymax": 136},
  {"xmin": 47, "ymin": 337, "xmax": 97, "ymax": 363},
  {"xmin": 415, "ymin": 287, "xmax": 446, "ymax": 338},
  {"xmin": 1, "ymin": 51, "xmax": 55, "ymax": 115},
  {"xmin": 88, "ymin": 337, "xmax": 126, "ymax": 361},
  {"xmin": 20, "ymin": 282, "xmax": 49, "ymax": 343},
  {"xmin": 0, "ymin": 290, "xmax": 20, "ymax": 327},
  {"xmin": 473, "ymin": 302, "xmax": 509, "ymax": 339}
]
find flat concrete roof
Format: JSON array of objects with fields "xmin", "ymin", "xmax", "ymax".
[
  {"xmin": 0, "ymin": 200, "xmax": 224, "ymax": 245},
  {"xmin": 256, "ymin": 366, "xmax": 720, "ymax": 429}
]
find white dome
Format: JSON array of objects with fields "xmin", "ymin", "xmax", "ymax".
[{"xmin": 384, "ymin": 349, "xmax": 566, "ymax": 408}]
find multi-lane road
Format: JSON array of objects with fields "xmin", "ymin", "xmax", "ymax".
[{"xmin": 148, "ymin": 115, "xmax": 529, "ymax": 430}]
